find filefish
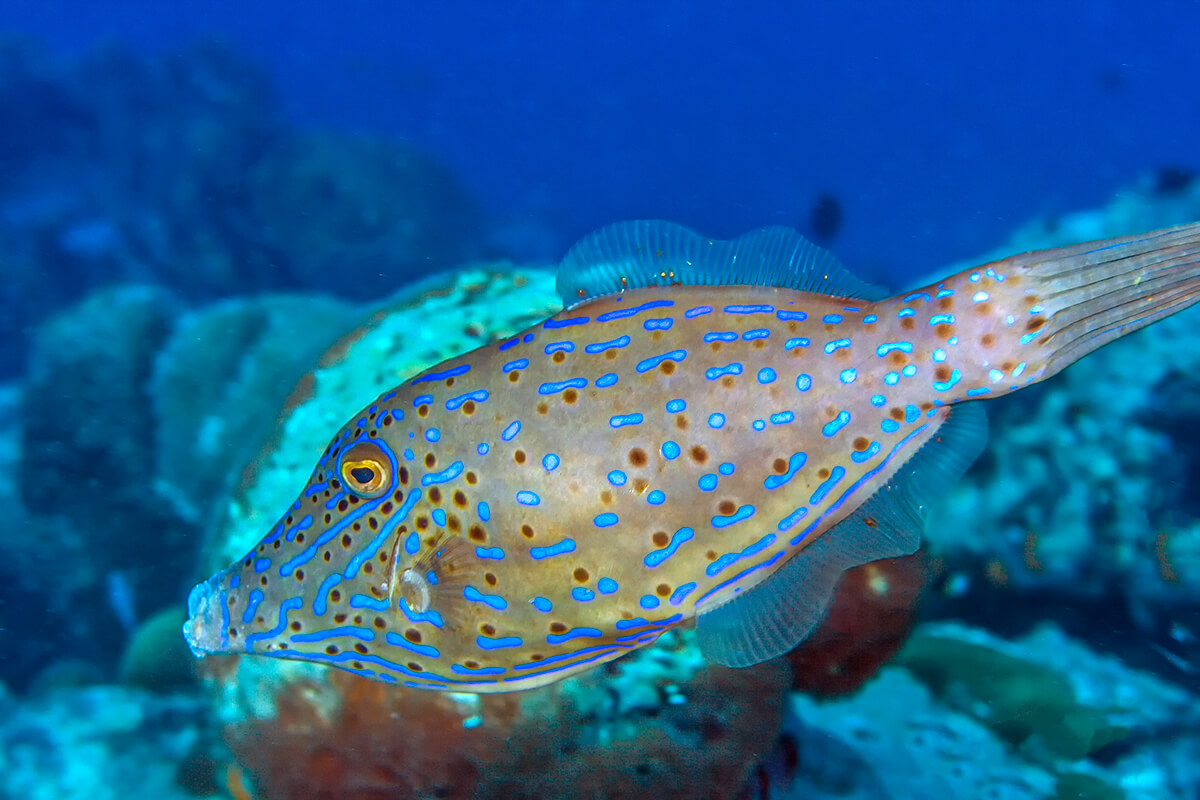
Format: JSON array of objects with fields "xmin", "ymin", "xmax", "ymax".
[{"xmin": 185, "ymin": 220, "xmax": 1200, "ymax": 692}]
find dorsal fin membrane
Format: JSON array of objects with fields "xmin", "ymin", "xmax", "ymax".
[
  {"xmin": 696, "ymin": 402, "xmax": 988, "ymax": 667},
  {"xmin": 556, "ymin": 220, "xmax": 887, "ymax": 309}
]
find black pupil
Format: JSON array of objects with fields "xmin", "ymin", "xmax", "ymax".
[{"xmin": 350, "ymin": 466, "xmax": 377, "ymax": 485}]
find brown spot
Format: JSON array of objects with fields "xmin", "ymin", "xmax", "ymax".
[
  {"xmin": 934, "ymin": 365, "xmax": 952, "ymax": 382},
  {"xmin": 485, "ymin": 572, "xmax": 497, "ymax": 587},
  {"xmin": 1026, "ymin": 316, "xmax": 1045, "ymax": 332},
  {"xmin": 323, "ymin": 513, "xmax": 332, "ymax": 524},
  {"xmin": 447, "ymin": 516, "xmax": 461, "ymax": 533},
  {"xmin": 537, "ymin": 401, "xmax": 549, "ymax": 415},
  {"xmin": 334, "ymin": 613, "xmax": 348, "ymax": 624},
  {"xmin": 656, "ymin": 583, "xmax": 671, "ymax": 597},
  {"xmin": 508, "ymin": 371, "xmax": 520, "ymax": 384},
  {"xmin": 935, "ymin": 324, "xmax": 953, "ymax": 340},
  {"xmin": 920, "ymin": 401, "xmax": 934, "ymax": 412},
  {"xmin": 424, "ymin": 453, "xmax": 437, "ymax": 468},
  {"xmin": 461, "ymin": 400, "xmax": 476, "ymax": 416},
  {"xmin": 709, "ymin": 341, "xmax": 723, "ymax": 353},
  {"xmin": 938, "ymin": 296, "xmax": 954, "ymax": 311},
  {"xmin": 453, "ymin": 490, "xmax": 467, "ymax": 508},
  {"xmin": 629, "ymin": 448, "xmax": 648, "ymax": 468},
  {"xmin": 752, "ymin": 339, "xmax": 766, "ymax": 350},
  {"xmin": 373, "ymin": 617, "xmax": 387, "ymax": 629},
  {"xmin": 901, "ymin": 317, "xmax": 915, "ymax": 331},
  {"xmin": 632, "ymin": 478, "xmax": 649, "ymax": 493},
  {"xmin": 341, "ymin": 534, "xmax": 353, "ymax": 548},
  {"xmin": 717, "ymin": 500, "xmax": 736, "ymax": 515},
  {"xmin": 295, "ymin": 569, "xmax": 305, "ymax": 581},
  {"xmin": 600, "ymin": 490, "xmax": 613, "ymax": 506},
  {"xmin": 853, "ymin": 437, "xmax": 869, "ymax": 451},
  {"xmin": 773, "ymin": 457, "xmax": 788, "ymax": 474},
  {"xmin": 290, "ymin": 621, "xmax": 302, "ymax": 632},
  {"xmin": 466, "ymin": 471, "xmax": 477, "ymax": 485},
  {"xmin": 889, "ymin": 350, "xmax": 907, "ymax": 366},
  {"xmin": 337, "ymin": 499, "xmax": 349, "ymax": 513},
  {"xmin": 605, "ymin": 350, "xmax": 618, "ymax": 361},
  {"xmin": 416, "ymin": 516, "xmax": 429, "ymax": 531},
  {"xmin": 721, "ymin": 376, "xmax": 736, "ymax": 389},
  {"xmin": 890, "ymin": 407, "xmax": 905, "ymax": 421},
  {"xmin": 322, "ymin": 551, "xmax": 331, "ymax": 562},
  {"xmin": 428, "ymin": 487, "xmax": 442, "ymax": 504},
  {"xmin": 325, "ymin": 645, "xmax": 339, "ymax": 655},
  {"xmin": 330, "ymin": 589, "xmax": 342, "ymax": 603},
  {"xmin": 464, "ymin": 660, "xmax": 479, "ymax": 669},
  {"xmin": 563, "ymin": 389, "xmax": 579, "ymax": 405},
  {"xmin": 690, "ymin": 444, "xmax": 708, "ymax": 464},
  {"xmin": 660, "ymin": 361, "xmax": 676, "ymax": 376},
  {"xmin": 362, "ymin": 562, "xmax": 374, "ymax": 575},
  {"xmin": 817, "ymin": 467, "xmax": 830, "ymax": 479},
  {"xmin": 469, "ymin": 524, "xmax": 487, "ymax": 542},
  {"xmin": 382, "ymin": 415, "xmax": 393, "ymax": 426},
  {"xmin": 652, "ymin": 531, "xmax": 670, "ymax": 547},
  {"xmin": 521, "ymin": 524, "xmax": 535, "ymax": 539},
  {"xmin": 381, "ymin": 501, "xmax": 394, "ymax": 514},
  {"xmin": 552, "ymin": 351, "xmax": 566, "ymax": 364},
  {"xmin": 675, "ymin": 415, "xmax": 689, "ymax": 430},
  {"xmin": 981, "ymin": 333, "xmax": 995, "ymax": 347},
  {"xmin": 706, "ymin": 550, "xmax": 718, "ymax": 561},
  {"xmin": 404, "ymin": 628, "xmax": 423, "ymax": 643},
  {"xmin": 651, "ymin": 330, "xmax": 663, "ymax": 342},
  {"xmin": 1000, "ymin": 361, "xmax": 1015, "ymax": 372},
  {"xmin": 417, "ymin": 405, "xmax": 429, "ymax": 418},
  {"xmin": 549, "ymin": 622, "xmax": 568, "ymax": 634},
  {"xmin": 573, "ymin": 567, "xmax": 590, "ymax": 583},
  {"xmin": 514, "ymin": 449, "xmax": 527, "ymax": 465},
  {"xmin": 480, "ymin": 623, "xmax": 496, "ymax": 636},
  {"xmin": 399, "ymin": 467, "xmax": 410, "ymax": 485},
  {"xmin": 975, "ymin": 302, "xmax": 992, "ymax": 316}
]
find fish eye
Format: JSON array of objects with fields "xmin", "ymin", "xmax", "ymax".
[{"xmin": 339, "ymin": 441, "xmax": 391, "ymax": 498}]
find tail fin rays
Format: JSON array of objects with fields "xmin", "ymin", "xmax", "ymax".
[{"xmin": 1011, "ymin": 222, "xmax": 1200, "ymax": 377}]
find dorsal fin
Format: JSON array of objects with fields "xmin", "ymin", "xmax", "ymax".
[
  {"xmin": 696, "ymin": 402, "xmax": 988, "ymax": 667},
  {"xmin": 556, "ymin": 220, "xmax": 887, "ymax": 309}
]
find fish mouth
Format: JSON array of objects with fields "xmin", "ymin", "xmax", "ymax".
[{"xmin": 183, "ymin": 573, "xmax": 231, "ymax": 658}]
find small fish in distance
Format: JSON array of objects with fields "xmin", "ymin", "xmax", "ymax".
[{"xmin": 185, "ymin": 219, "xmax": 1200, "ymax": 692}]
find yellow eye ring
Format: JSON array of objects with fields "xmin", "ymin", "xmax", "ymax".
[{"xmin": 339, "ymin": 441, "xmax": 391, "ymax": 498}]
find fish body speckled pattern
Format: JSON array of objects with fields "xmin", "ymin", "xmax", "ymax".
[{"xmin": 185, "ymin": 220, "xmax": 1200, "ymax": 692}]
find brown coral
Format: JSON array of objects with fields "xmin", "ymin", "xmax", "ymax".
[{"xmin": 788, "ymin": 553, "xmax": 929, "ymax": 697}]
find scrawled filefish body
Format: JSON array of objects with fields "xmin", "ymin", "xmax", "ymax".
[{"xmin": 185, "ymin": 220, "xmax": 1200, "ymax": 692}]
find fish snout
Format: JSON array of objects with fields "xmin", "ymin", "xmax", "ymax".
[{"xmin": 183, "ymin": 574, "xmax": 230, "ymax": 658}]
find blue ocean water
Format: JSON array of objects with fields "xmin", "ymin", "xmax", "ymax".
[
  {"xmin": 1, "ymin": 4, "xmax": 1199, "ymax": 799},
  {"xmin": 4, "ymin": 1, "xmax": 1197, "ymax": 275}
]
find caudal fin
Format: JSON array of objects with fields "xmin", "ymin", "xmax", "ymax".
[{"xmin": 1008, "ymin": 221, "xmax": 1200, "ymax": 379}]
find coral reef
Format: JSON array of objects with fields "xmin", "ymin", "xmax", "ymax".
[
  {"xmin": 0, "ymin": 39, "xmax": 483, "ymax": 378},
  {"xmin": 218, "ymin": 630, "xmax": 790, "ymax": 800},
  {"xmin": 776, "ymin": 622, "xmax": 1200, "ymax": 800},
  {"xmin": 0, "ymin": 684, "xmax": 213, "ymax": 800}
]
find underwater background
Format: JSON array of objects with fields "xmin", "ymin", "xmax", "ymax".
[{"xmin": 0, "ymin": 2, "xmax": 1198, "ymax": 799}]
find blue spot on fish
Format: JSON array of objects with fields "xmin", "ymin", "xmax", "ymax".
[
  {"xmin": 530, "ymin": 539, "xmax": 576, "ymax": 559},
  {"xmin": 823, "ymin": 411, "xmax": 850, "ymax": 437}
]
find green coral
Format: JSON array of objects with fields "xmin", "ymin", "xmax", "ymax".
[{"xmin": 898, "ymin": 630, "xmax": 1129, "ymax": 761}]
